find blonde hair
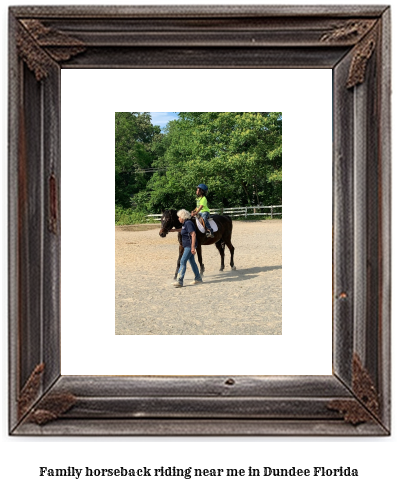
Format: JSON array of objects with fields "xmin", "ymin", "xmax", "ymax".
[{"xmin": 177, "ymin": 209, "xmax": 191, "ymax": 220}]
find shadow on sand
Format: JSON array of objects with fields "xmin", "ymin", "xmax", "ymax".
[{"xmin": 197, "ymin": 265, "xmax": 282, "ymax": 285}]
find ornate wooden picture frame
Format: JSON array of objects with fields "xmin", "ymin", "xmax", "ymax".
[{"xmin": 9, "ymin": 5, "xmax": 391, "ymax": 435}]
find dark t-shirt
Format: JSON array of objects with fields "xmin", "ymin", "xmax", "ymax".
[{"xmin": 181, "ymin": 219, "xmax": 197, "ymax": 249}]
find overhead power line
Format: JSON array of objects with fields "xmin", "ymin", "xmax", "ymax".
[{"xmin": 132, "ymin": 168, "xmax": 167, "ymax": 174}]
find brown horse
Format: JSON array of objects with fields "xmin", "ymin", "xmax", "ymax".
[{"xmin": 159, "ymin": 209, "xmax": 236, "ymax": 279}]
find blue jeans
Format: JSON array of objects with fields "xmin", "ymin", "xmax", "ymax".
[
  {"xmin": 199, "ymin": 211, "xmax": 213, "ymax": 232},
  {"xmin": 177, "ymin": 247, "xmax": 202, "ymax": 284}
]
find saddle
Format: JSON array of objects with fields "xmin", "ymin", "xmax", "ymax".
[
  {"xmin": 196, "ymin": 214, "xmax": 215, "ymax": 227},
  {"xmin": 195, "ymin": 215, "xmax": 217, "ymax": 235},
  {"xmin": 197, "ymin": 216, "xmax": 206, "ymax": 229}
]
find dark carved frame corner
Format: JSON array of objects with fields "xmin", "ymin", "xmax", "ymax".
[{"xmin": 8, "ymin": 5, "xmax": 391, "ymax": 436}]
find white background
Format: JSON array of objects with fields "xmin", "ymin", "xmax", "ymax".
[
  {"xmin": 61, "ymin": 68, "xmax": 332, "ymax": 376},
  {"xmin": 1, "ymin": 1, "xmax": 397, "ymax": 491}
]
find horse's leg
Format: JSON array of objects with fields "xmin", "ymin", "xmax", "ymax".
[
  {"xmin": 197, "ymin": 244, "xmax": 205, "ymax": 276},
  {"xmin": 221, "ymin": 223, "xmax": 236, "ymax": 270},
  {"xmin": 225, "ymin": 239, "xmax": 236, "ymax": 270},
  {"xmin": 174, "ymin": 243, "xmax": 184, "ymax": 279},
  {"xmin": 215, "ymin": 240, "xmax": 225, "ymax": 271}
]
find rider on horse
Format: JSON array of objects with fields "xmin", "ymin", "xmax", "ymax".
[{"xmin": 192, "ymin": 184, "xmax": 214, "ymax": 238}]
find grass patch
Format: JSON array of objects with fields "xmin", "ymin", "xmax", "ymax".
[{"xmin": 115, "ymin": 206, "xmax": 157, "ymax": 225}]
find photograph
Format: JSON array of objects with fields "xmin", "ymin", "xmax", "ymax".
[{"xmin": 115, "ymin": 111, "xmax": 282, "ymax": 335}]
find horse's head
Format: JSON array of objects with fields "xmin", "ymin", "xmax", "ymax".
[{"xmin": 159, "ymin": 209, "xmax": 176, "ymax": 237}]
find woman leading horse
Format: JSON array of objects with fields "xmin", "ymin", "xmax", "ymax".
[
  {"xmin": 159, "ymin": 209, "xmax": 236, "ymax": 280},
  {"xmin": 168, "ymin": 209, "xmax": 204, "ymax": 287}
]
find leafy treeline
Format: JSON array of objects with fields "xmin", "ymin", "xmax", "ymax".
[
  {"xmin": 115, "ymin": 112, "xmax": 162, "ymax": 208},
  {"xmin": 115, "ymin": 112, "xmax": 282, "ymax": 222}
]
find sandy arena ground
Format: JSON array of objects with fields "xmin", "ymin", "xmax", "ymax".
[{"xmin": 115, "ymin": 220, "xmax": 282, "ymax": 335}]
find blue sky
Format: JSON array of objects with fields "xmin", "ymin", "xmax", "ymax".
[{"xmin": 150, "ymin": 112, "xmax": 178, "ymax": 131}]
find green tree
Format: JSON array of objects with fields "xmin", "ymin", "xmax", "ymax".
[
  {"xmin": 115, "ymin": 112, "xmax": 161, "ymax": 208},
  {"xmin": 143, "ymin": 112, "xmax": 282, "ymax": 212}
]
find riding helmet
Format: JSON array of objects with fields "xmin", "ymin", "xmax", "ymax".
[{"xmin": 197, "ymin": 183, "xmax": 208, "ymax": 195}]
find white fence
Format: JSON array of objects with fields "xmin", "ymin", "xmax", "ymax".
[{"xmin": 147, "ymin": 205, "xmax": 282, "ymax": 221}]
